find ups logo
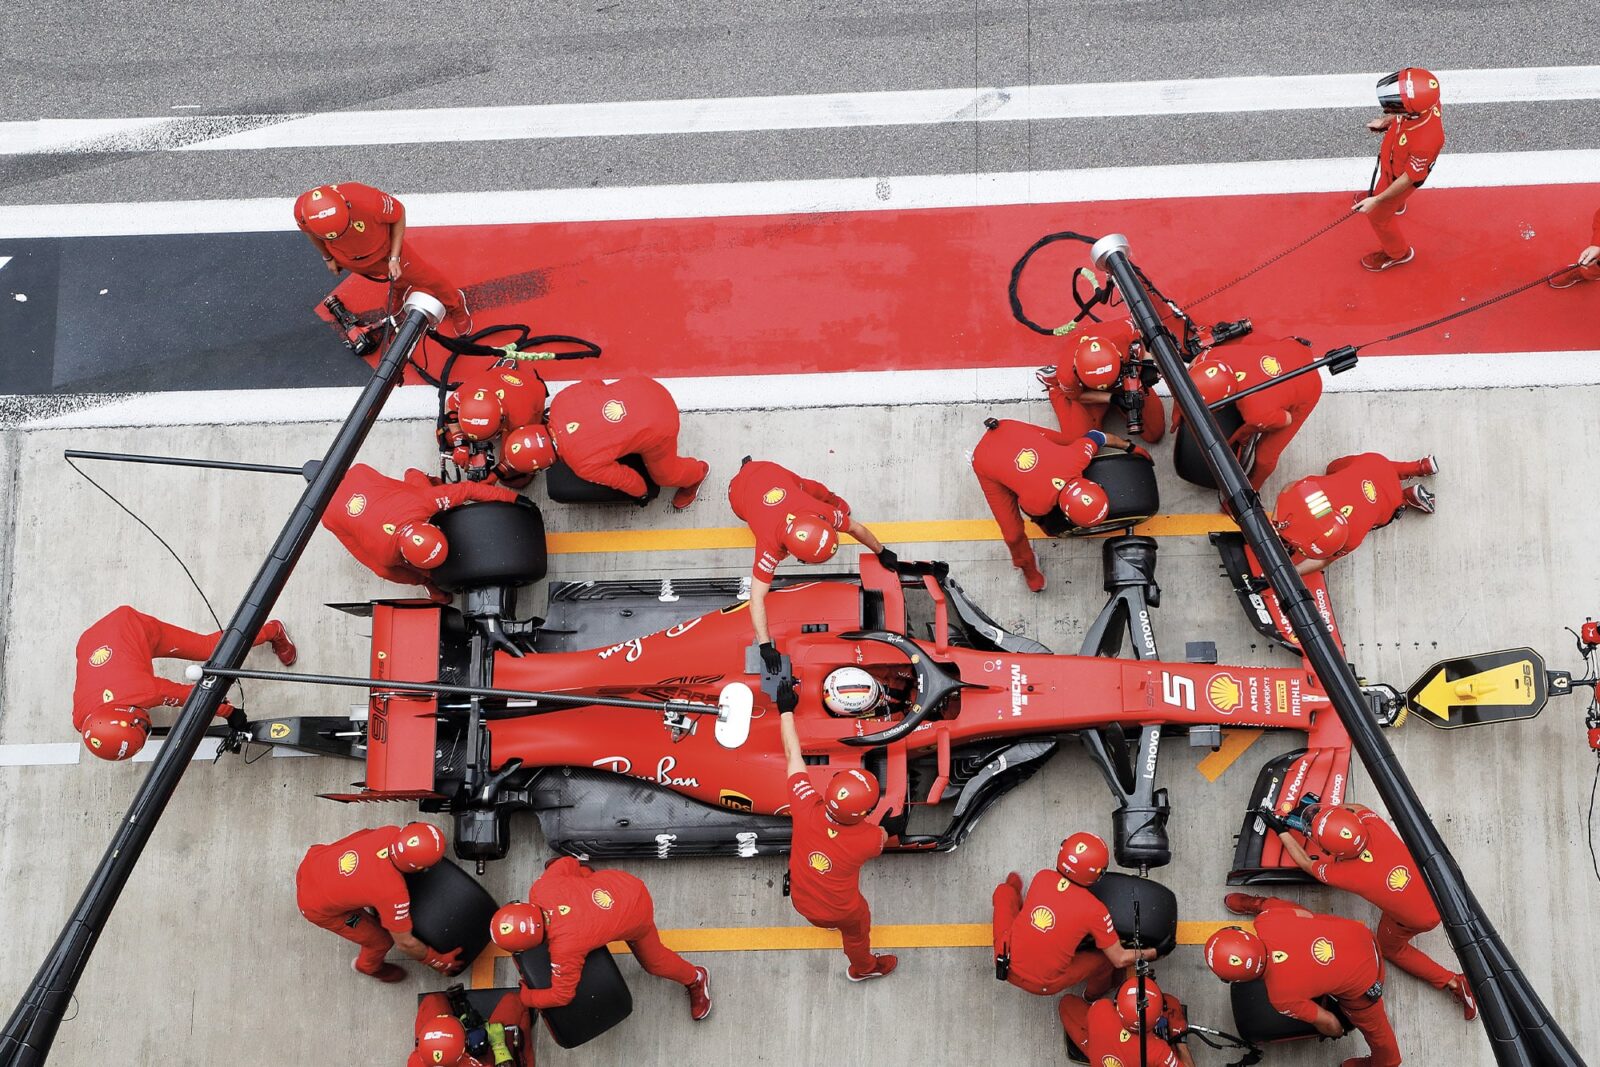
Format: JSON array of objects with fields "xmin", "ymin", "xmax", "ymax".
[{"xmin": 718, "ymin": 789, "xmax": 754, "ymax": 812}]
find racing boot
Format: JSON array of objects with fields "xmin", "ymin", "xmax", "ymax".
[
  {"xmin": 687, "ymin": 965, "xmax": 713, "ymax": 1021},
  {"xmin": 448, "ymin": 289, "xmax": 475, "ymax": 336},
  {"xmin": 847, "ymin": 954, "xmax": 898, "ymax": 982},
  {"xmin": 1223, "ymin": 892, "xmax": 1269, "ymax": 917},
  {"xmin": 1022, "ymin": 564, "xmax": 1047, "ymax": 593},
  {"xmin": 672, "ymin": 462, "xmax": 711, "ymax": 511},
  {"xmin": 1004, "ymin": 871, "xmax": 1023, "ymax": 895},
  {"xmin": 357, "ymin": 959, "xmax": 407, "ymax": 984},
  {"xmin": 1548, "ymin": 266, "xmax": 1588, "ymax": 290},
  {"xmin": 1401, "ymin": 483, "xmax": 1436, "ymax": 514},
  {"xmin": 1447, "ymin": 974, "xmax": 1479, "ymax": 1021},
  {"xmin": 1360, "ymin": 248, "xmax": 1415, "ymax": 272},
  {"xmin": 264, "ymin": 620, "xmax": 297, "ymax": 666}
]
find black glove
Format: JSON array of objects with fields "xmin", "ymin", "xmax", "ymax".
[
  {"xmin": 776, "ymin": 679, "xmax": 799, "ymax": 715},
  {"xmin": 226, "ymin": 708, "xmax": 249, "ymax": 731},
  {"xmin": 876, "ymin": 547, "xmax": 899, "ymax": 570},
  {"xmin": 635, "ymin": 491, "xmax": 652, "ymax": 507},
  {"xmin": 1255, "ymin": 807, "xmax": 1290, "ymax": 834},
  {"xmin": 759, "ymin": 642, "xmax": 782, "ymax": 674}
]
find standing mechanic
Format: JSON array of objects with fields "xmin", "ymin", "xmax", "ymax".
[
  {"xmin": 409, "ymin": 989, "xmax": 531, "ymax": 1067},
  {"xmin": 972, "ymin": 420, "xmax": 1134, "ymax": 592},
  {"xmin": 1274, "ymin": 451, "xmax": 1438, "ymax": 576},
  {"xmin": 294, "ymin": 183, "xmax": 473, "ymax": 334},
  {"xmin": 1239, "ymin": 803, "xmax": 1476, "ymax": 1019},
  {"xmin": 778, "ymin": 687, "xmax": 895, "ymax": 981},
  {"xmin": 1354, "ymin": 68, "xmax": 1445, "ymax": 272},
  {"xmin": 729, "ymin": 458, "xmax": 894, "ymax": 668},
  {"xmin": 501, "ymin": 377, "xmax": 710, "ymax": 509},
  {"xmin": 72, "ymin": 604, "xmax": 296, "ymax": 761},
  {"xmin": 321, "ymin": 463, "xmax": 519, "ymax": 601},
  {"xmin": 1037, "ymin": 328, "xmax": 1166, "ymax": 444},
  {"xmin": 1188, "ymin": 344, "xmax": 1323, "ymax": 490},
  {"xmin": 488, "ymin": 859, "xmax": 711, "ymax": 1018},
  {"xmin": 1059, "ymin": 976, "xmax": 1195, "ymax": 1067},
  {"xmin": 1549, "ymin": 206, "xmax": 1600, "ymax": 288},
  {"xmin": 992, "ymin": 832, "xmax": 1156, "ymax": 1000},
  {"xmin": 1206, "ymin": 899, "xmax": 1401, "ymax": 1067},
  {"xmin": 295, "ymin": 822, "xmax": 465, "ymax": 984}
]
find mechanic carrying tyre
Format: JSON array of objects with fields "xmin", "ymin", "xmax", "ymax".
[
  {"xmin": 72, "ymin": 604, "xmax": 296, "ymax": 761},
  {"xmin": 992, "ymin": 833, "xmax": 1156, "ymax": 1003},
  {"xmin": 321, "ymin": 463, "xmax": 519, "ymax": 602},
  {"xmin": 409, "ymin": 988, "xmax": 532, "ymax": 1067},
  {"xmin": 1245, "ymin": 803, "xmax": 1476, "ymax": 1020},
  {"xmin": 777, "ymin": 685, "xmax": 896, "ymax": 981},
  {"xmin": 729, "ymin": 457, "xmax": 895, "ymax": 660},
  {"xmin": 489, "ymin": 858, "xmax": 711, "ymax": 1019},
  {"xmin": 295, "ymin": 823, "xmax": 467, "ymax": 984},
  {"xmin": 1205, "ymin": 900, "xmax": 1401, "ymax": 1067},
  {"xmin": 1058, "ymin": 975, "xmax": 1195, "ymax": 1067},
  {"xmin": 1184, "ymin": 343, "xmax": 1323, "ymax": 490},
  {"xmin": 1273, "ymin": 452, "xmax": 1438, "ymax": 576},
  {"xmin": 972, "ymin": 421, "xmax": 1136, "ymax": 592},
  {"xmin": 502, "ymin": 377, "xmax": 709, "ymax": 509},
  {"xmin": 1035, "ymin": 327, "xmax": 1166, "ymax": 444}
]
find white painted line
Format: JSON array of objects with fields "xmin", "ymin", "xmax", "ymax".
[
  {"xmin": 0, "ymin": 736, "xmax": 314, "ymax": 768},
  {"xmin": 0, "ymin": 149, "xmax": 1597, "ymax": 241},
  {"xmin": 0, "ymin": 255, "xmax": 11, "ymax": 271},
  {"xmin": 8, "ymin": 351, "xmax": 1598, "ymax": 431},
  {"xmin": 3, "ymin": 66, "xmax": 1598, "ymax": 155}
]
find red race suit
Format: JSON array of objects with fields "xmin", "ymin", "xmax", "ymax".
[
  {"xmin": 991, "ymin": 869, "xmax": 1119, "ymax": 997},
  {"xmin": 1231, "ymin": 342, "xmax": 1323, "ymax": 489},
  {"xmin": 1294, "ymin": 453, "xmax": 1431, "ymax": 563},
  {"xmin": 71, "ymin": 605, "xmax": 278, "ymax": 729},
  {"xmin": 296, "ymin": 825, "xmax": 414, "ymax": 976},
  {"xmin": 1047, "ymin": 320, "xmax": 1165, "ymax": 443},
  {"xmin": 450, "ymin": 363, "xmax": 548, "ymax": 431},
  {"xmin": 972, "ymin": 419, "xmax": 1098, "ymax": 577},
  {"xmin": 520, "ymin": 857, "xmax": 697, "ymax": 1010},
  {"xmin": 1577, "ymin": 207, "xmax": 1600, "ymax": 282},
  {"xmin": 785, "ymin": 772, "xmax": 885, "ymax": 972},
  {"xmin": 407, "ymin": 991, "xmax": 532, "ymax": 1067},
  {"xmin": 1059, "ymin": 994, "xmax": 1186, "ymax": 1067},
  {"xmin": 548, "ymin": 378, "xmax": 708, "ymax": 496},
  {"xmin": 321, "ymin": 464, "xmax": 517, "ymax": 590},
  {"xmin": 728, "ymin": 460, "xmax": 851, "ymax": 582},
  {"xmin": 1368, "ymin": 108, "xmax": 1445, "ymax": 259}
]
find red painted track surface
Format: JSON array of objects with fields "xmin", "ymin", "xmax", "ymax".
[{"xmin": 332, "ymin": 183, "xmax": 1600, "ymax": 384}]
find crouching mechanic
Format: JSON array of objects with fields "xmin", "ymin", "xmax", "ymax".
[
  {"xmin": 321, "ymin": 463, "xmax": 519, "ymax": 601},
  {"xmin": 1188, "ymin": 344, "xmax": 1323, "ymax": 490},
  {"xmin": 1274, "ymin": 452, "xmax": 1438, "ymax": 576},
  {"xmin": 501, "ymin": 376, "xmax": 709, "ymax": 509},
  {"xmin": 295, "ymin": 822, "xmax": 465, "ymax": 983},
  {"xmin": 1242, "ymin": 804, "xmax": 1476, "ymax": 1020},
  {"xmin": 992, "ymin": 832, "xmax": 1156, "ymax": 1000},
  {"xmin": 973, "ymin": 420, "xmax": 1135, "ymax": 592},
  {"xmin": 410, "ymin": 989, "xmax": 531, "ymax": 1067},
  {"xmin": 489, "ymin": 858, "xmax": 711, "ymax": 1019},
  {"xmin": 1206, "ymin": 900, "xmax": 1401, "ymax": 1067},
  {"xmin": 778, "ymin": 687, "xmax": 895, "ymax": 981},
  {"xmin": 1037, "ymin": 328, "xmax": 1166, "ymax": 444},
  {"xmin": 73, "ymin": 604, "xmax": 296, "ymax": 761},
  {"xmin": 728, "ymin": 458, "xmax": 894, "ymax": 669},
  {"xmin": 1059, "ymin": 976, "xmax": 1195, "ymax": 1067}
]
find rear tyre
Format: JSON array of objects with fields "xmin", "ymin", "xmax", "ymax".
[
  {"xmin": 545, "ymin": 455, "xmax": 660, "ymax": 505},
  {"xmin": 429, "ymin": 500, "xmax": 547, "ymax": 592},
  {"xmin": 1173, "ymin": 403, "xmax": 1247, "ymax": 489},
  {"xmin": 1072, "ymin": 451, "xmax": 1160, "ymax": 536},
  {"xmin": 1088, "ymin": 871, "xmax": 1179, "ymax": 957},
  {"xmin": 404, "ymin": 859, "xmax": 500, "ymax": 964},
  {"xmin": 516, "ymin": 944, "xmax": 634, "ymax": 1048},
  {"xmin": 1231, "ymin": 978, "xmax": 1324, "ymax": 1043}
]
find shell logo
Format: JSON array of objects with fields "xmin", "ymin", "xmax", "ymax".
[
  {"xmin": 1361, "ymin": 479, "xmax": 1378, "ymax": 503},
  {"xmin": 1387, "ymin": 866, "xmax": 1412, "ymax": 892},
  {"xmin": 1029, "ymin": 906, "xmax": 1056, "ymax": 932},
  {"xmin": 501, "ymin": 374, "xmax": 523, "ymax": 387},
  {"xmin": 808, "ymin": 851, "xmax": 832, "ymax": 874},
  {"xmin": 602, "ymin": 400, "xmax": 627, "ymax": 423},
  {"xmin": 1311, "ymin": 937, "xmax": 1336, "ymax": 965},
  {"xmin": 1208, "ymin": 673, "xmax": 1243, "ymax": 712},
  {"xmin": 1272, "ymin": 950, "xmax": 1289, "ymax": 964},
  {"xmin": 1102, "ymin": 1057, "xmax": 1125, "ymax": 1067},
  {"xmin": 1014, "ymin": 449, "xmax": 1039, "ymax": 472},
  {"xmin": 345, "ymin": 493, "xmax": 367, "ymax": 517},
  {"xmin": 763, "ymin": 487, "xmax": 787, "ymax": 506},
  {"xmin": 337, "ymin": 850, "xmax": 359, "ymax": 876},
  {"xmin": 1260, "ymin": 355, "xmax": 1283, "ymax": 377},
  {"xmin": 89, "ymin": 646, "xmax": 113, "ymax": 667},
  {"xmin": 591, "ymin": 889, "xmax": 615, "ymax": 910}
]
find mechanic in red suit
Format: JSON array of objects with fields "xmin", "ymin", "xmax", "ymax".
[
  {"xmin": 992, "ymin": 832, "xmax": 1156, "ymax": 1000},
  {"xmin": 1037, "ymin": 326, "xmax": 1166, "ymax": 444},
  {"xmin": 72, "ymin": 605, "xmax": 296, "ymax": 761},
  {"xmin": 1274, "ymin": 452, "xmax": 1438, "ymax": 576},
  {"xmin": 488, "ymin": 861, "xmax": 711, "ymax": 1018},
  {"xmin": 449, "ymin": 363, "xmax": 549, "ymax": 444},
  {"xmin": 1549, "ymin": 207, "xmax": 1600, "ymax": 289},
  {"xmin": 295, "ymin": 822, "xmax": 466, "ymax": 983},
  {"xmin": 1238, "ymin": 803, "xmax": 1476, "ymax": 1020},
  {"xmin": 972, "ymin": 421, "xmax": 1133, "ymax": 592},
  {"xmin": 409, "ymin": 991, "xmax": 531, "ymax": 1067},
  {"xmin": 1188, "ymin": 344, "xmax": 1323, "ymax": 489},
  {"xmin": 500, "ymin": 377, "xmax": 709, "ymax": 509},
  {"xmin": 1354, "ymin": 68, "xmax": 1445, "ymax": 272},
  {"xmin": 294, "ymin": 183, "xmax": 473, "ymax": 334},
  {"xmin": 728, "ymin": 458, "xmax": 893, "ymax": 668},
  {"xmin": 1059, "ymin": 976, "xmax": 1196, "ymax": 1067},
  {"xmin": 777, "ymin": 686, "xmax": 895, "ymax": 981},
  {"xmin": 321, "ymin": 463, "xmax": 519, "ymax": 601}
]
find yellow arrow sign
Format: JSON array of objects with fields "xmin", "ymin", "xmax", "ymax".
[{"xmin": 1405, "ymin": 648, "xmax": 1547, "ymax": 729}]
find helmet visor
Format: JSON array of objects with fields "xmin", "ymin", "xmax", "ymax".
[{"xmin": 1376, "ymin": 71, "xmax": 1407, "ymax": 113}]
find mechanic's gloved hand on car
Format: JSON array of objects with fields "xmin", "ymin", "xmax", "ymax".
[
  {"xmin": 1125, "ymin": 442, "xmax": 1153, "ymax": 462},
  {"xmin": 876, "ymin": 547, "xmax": 899, "ymax": 571},
  {"xmin": 759, "ymin": 642, "xmax": 782, "ymax": 675},
  {"xmin": 225, "ymin": 706, "xmax": 249, "ymax": 732},
  {"xmin": 776, "ymin": 679, "xmax": 799, "ymax": 715},
  {"xmin": 1255, "ymin": 806, "xmax": 1290, "ymax": 834},
  {"xmin": 425, "ymin": 947, "xmax": 465, "ymax": 975}
]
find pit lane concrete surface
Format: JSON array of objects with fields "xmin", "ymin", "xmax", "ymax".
[{"xmin": 0, "ymin": 386, "xmax": 1596, "ymax": 1065}]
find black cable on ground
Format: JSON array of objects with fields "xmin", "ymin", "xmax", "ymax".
[
  {"xmin": 1353, "ymin": 264, "xmax": 1578, "ymax": 351},
  {"xmin": 1008, "ymin": 230, "xmax": 1112, "ymax": 336},
  {"xmin": 1188, "ymin": 211, "xmax": 1360, "ymax": 309}
]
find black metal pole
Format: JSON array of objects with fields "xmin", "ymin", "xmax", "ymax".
[
  {"xmin": 1202, "ymin": 345, "xmax": 1359, "ymax": 411},
  {"xmin": 1092, "ymin": 234, "xmax": 1581, "ymax": 1067},
  {"xmin": 0, "ymin": 294, "xmax": 445, "ymax": 1066},
  {"xmin": 63, "ymin": 450, "xmax": 309, "ymax": 477}
]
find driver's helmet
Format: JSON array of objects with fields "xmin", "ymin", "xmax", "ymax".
[
  {"xmin": 1378, "ymin": 67, "xmax": 1440, "ymax": 115},
  {"xmin": 821, "ymin": 667, "xmax": 883, "ymax": 717},
  {"xmin": 416, "ymin": 1015, "xmax": 466, "ymax": 1065}
]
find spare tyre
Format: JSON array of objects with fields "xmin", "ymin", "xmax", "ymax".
[
  {"xmin": 404, "ymin": 859, "xmax": 500, "ymax": 964},
  {"xmin": 1231, "ymin": 979, "xmax": 1349, "ymax": 1044},
  {"xmin": 516, "ymin": 944, "xmax": 634, "ymax": 1048},
  {"xmin": 1070, "ymin": 451, "xmax": 1160, "ymax": 536},
  {"xmin": 545, "ymin": 455, "xmax": 660, "ymax": 506},
  {"xmin": 429, "ymin": 500, "xmax": 547, "ymax": 592},
  {"xmin": 1173, "ymin": 404, "xmax": 1247, "ymax": 489},
  {"xmin": 1088, "ymin": 871, "xmax": 1178, "ymax": 957}
]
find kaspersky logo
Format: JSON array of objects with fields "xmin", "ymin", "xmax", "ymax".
[
  {"xmin": 1014, "ymin": 449, "xmax": 1039, "ymax": 472},
  {"xmin": 89, "ymin": 645, "xmax": 113, "ymax": 667}
]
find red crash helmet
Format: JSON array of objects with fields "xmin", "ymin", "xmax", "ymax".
[
  {"xmin": 824, "ymin": 768, "xmax": 881, "ymax": 825},
  {"xmin": 80, "ymin": 706, "xmax": 152, "ymax": 762},
  {"xmin": 1273, "ymin": 478, "xmax": 1349, "ymax": 561},
  {"xmin": 293, "ymin": 185, "xmax": 351, "ymax": 240},
  {"xmin": 1072, "ymin": 334, "xmax": 1122, "ymax": 389},
  {"xmin": 398, "ymin": 522, "xmax": 449, "ymax": 570},
  {"xmin": 455, "ymin": 388, "xmax": 505, "ymax": 442},
  {"xmin": 389, "ymin": 822, "xmax": 447, "ymax": 872},
  {"xmin": 1056, "ymin": 831, "xmax": 1109, "ymax": 886},
  {"xmin": 783, "ymin": 514, "xmax": 839, "ymax": 564},
  {"xmin": 490, "ymin": 901, "xmax": 546, "ymax": 952},
  {"xmin": 1059, "ymin": 478, "xmax": 1109, "ymax": 528},
  {"xmin": 1205, "ymin": 926, "xmax": 1266, "ymax": 982},
  {"xmin": 1191, "ymin": 357, "xmax": 1236, "ymax": 405},
  {"xmin": 1313, "ymin": 806, "xmax": 1368, "ymax": 859},
  {"xmin": 1378, "ymin": 67, "xmax": 1441, "ymax": 115},
  {"xmin": 416, "ymin": 1016, "xmax": 466, "ymax": 1065},
  {"xmin": 501, "ymin": 424, "xmax": 556, "ymax": 473},
  {"xmin": 1115, "ymin": 976, "xmax": 1166, "ymax": 1031}
]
